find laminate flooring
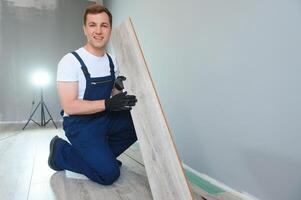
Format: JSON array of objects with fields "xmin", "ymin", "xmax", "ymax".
[{"xmin": 0, "ymin": 123, "xmax": 212, "ymax": 200}]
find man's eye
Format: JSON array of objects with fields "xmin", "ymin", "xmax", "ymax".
[{"xmin": 89, "ymin": 24, "xmax": 96, "ymax": 27}]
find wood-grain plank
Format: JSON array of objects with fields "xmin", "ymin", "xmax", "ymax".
[
  {"xmin": 111, "ymin": 18, "xmax": 194, "ymax": 200},
  {"xmin": 49, "ymin": 155, "xmax": 153, "ymax": 200},
  {"xmin": 0, "ymin": 128, "xmax": 37, "ymax": 200}
]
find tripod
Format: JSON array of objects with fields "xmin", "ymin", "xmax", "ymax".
[{"xmin": 23, "ymin": 88, "xmax": 57, "ymax": 130}]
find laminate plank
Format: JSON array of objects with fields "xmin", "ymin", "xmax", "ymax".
[
  {"xmin": 111, "ymin": 18, "xmax": 194, "ymax": 200},
  {"xmin": 123, "ymin": 142, "xmax": 144, "ymax": 165},
  {"xmin": 30, "ymin": 129, "xmax": 64, "ymax": 184},
  {"xmin": 49, "ymin": 155, "xmax": 153, "ymax": 200},
  {"xmin": 124, "ymin": 143, "xmax": 217, "ymax": 200},
  {"xmin": 28, "ymin": 181, "xmax": 56, "ymax": 200},
  {"xmin": 0, "ymin": 129, "xmax": 36, "ymax": 200}
]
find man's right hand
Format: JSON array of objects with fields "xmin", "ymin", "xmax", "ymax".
[{"xmin": 105, "ymin": 92, "xmax": 137, "ymax": 111}]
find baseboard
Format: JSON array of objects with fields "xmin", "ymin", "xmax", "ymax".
[
  {"xmin": 183, "ymin": 163, "xmax": 260, "ymax": 200},
  {"xmin": 0, "ymin": 119, "xmax": 63, "ymax": 124},
  {"xmin": 0, "ymin": 120, "xmax": 28, "ymax": 124}
]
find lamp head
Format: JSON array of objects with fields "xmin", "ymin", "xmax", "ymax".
[{"xmin": 32, "ymin": 70, "xmax": 50, "ymax": 87}]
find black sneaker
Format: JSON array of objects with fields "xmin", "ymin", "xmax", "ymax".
[{"xmin": 48, "ymin": 135, "xmax": 63, "ymax": 171}]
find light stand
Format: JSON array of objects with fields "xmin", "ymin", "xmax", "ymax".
[{"xmin": 23, "ymin": 87, "xmax": 57, "ymax": 130}]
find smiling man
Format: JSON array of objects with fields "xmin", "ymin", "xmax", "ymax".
[{"xmin": 48, "ymin": 4, "xmax": 138, "ymax": 185}]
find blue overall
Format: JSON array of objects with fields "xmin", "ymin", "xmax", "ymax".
[{"xmin": 54, "ymin": 52, "xmax": 137, "ymax": 185}]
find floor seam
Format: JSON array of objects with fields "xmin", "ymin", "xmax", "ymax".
[
  {"xmin": 124, "ymin": 152, "xmax": 144, "ymax": 167},
  {"xmin": 26, "ymin": 134, "xmax": 38, "ymax": 200}
]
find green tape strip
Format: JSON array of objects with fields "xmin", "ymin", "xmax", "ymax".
[{"xmin": 185, "ymin": 169, "xmax": 225, "ymax": 194}]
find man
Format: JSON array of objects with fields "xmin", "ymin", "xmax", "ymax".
[{"xmin": 48, "ymin": 4, "xmax": 138, "ymax": 185}]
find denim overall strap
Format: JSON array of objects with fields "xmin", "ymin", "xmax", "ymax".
[
  {"xmin": 71, "ymin": 51, "xmax": 90, "ymax": 79},
  {"xmin": 106, "ymin": 53, "xmax": 115, "ymax": 79}
]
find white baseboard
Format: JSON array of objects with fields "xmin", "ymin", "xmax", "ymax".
[
  {"xmin": 0, "ymin": 120, "xmax": 27, "ymax": 124},
  {"xmin": 0, "ymin": 119, "xmax": 63, "ymax": 124}
]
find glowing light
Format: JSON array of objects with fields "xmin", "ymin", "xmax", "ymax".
[{"xmin": 32, "ymin": 70, "xmax": 50, "ymax": 87}]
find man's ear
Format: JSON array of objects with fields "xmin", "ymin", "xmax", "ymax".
[{"xmin": 83, "ymin": 25, "xmax": 87, "ymax": 36}]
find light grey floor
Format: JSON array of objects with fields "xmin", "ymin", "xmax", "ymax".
[{"xmin": 0, "ymin": 123, "xmax": 209, "ymax": 200}]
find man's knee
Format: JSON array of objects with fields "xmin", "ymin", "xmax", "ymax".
[
  {"xmin": 95, "ymin": 167, "xmax": 120, "ymax": 185},
  {"xmin": 102, "ymin": 168, "xmax": 120, "ymax": 185}
]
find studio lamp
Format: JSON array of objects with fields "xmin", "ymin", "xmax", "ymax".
[{"xmin": 23, "ymin": 70, "xmax": 57, "ymax": 130}]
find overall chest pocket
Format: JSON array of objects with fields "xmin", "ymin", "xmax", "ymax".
[
  {"xmin": 87, "ymin": 77, "xmax": 114, "ymax": 100},
  {"xmin": 91, "ymin": 79, "xmax": 113, "ymax": 86}
]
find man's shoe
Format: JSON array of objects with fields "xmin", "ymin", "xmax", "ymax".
[{"xmin": 48, "ymin": 135, "xmax": 63, "ymax": 171}]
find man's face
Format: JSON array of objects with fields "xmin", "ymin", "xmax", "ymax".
[{"xmin": 83, "ymin": 12, "xmax": 111, "ymax": 51}]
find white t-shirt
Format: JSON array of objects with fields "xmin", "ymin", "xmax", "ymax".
[{"xmin": 57, "ymin": 47, "xmax": 119, "ymax": 100}]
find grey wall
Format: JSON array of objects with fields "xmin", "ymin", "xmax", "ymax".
[
  {"xmin": 104, "ymin": 0, "xmax": 301, "ymax": 200},
  {"xmin": 0, "ymin": 0, "xmax": 100, "ymax": 122}
]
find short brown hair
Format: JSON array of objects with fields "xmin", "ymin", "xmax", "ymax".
[{"xmin": 83, "ymin": 3, "xmax": 112, "ymax": 26}]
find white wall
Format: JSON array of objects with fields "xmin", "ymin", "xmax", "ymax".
[{"xmin": 104, "ymin": 1, "xmax": 301, "ymax": 199}]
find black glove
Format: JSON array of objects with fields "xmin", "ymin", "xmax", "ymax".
[
  {"xmin": 114, "ymin": 76, "xmax": 126, "ymax": 91},
  {"xmin": 105, "ymin": 92, "xmax": 137, "ymax": 111}
]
